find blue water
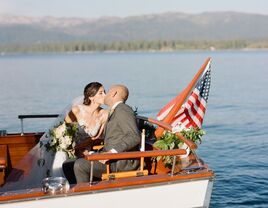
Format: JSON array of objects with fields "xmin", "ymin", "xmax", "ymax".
[{"xmin": 0, "ymin": 51, "xmax": 268, "ymax": 207}]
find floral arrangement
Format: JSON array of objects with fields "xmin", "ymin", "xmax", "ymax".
[
  {"xmin": 40, "ymin": 122, "xmax": 79, "ymax": 159},
  {"xmin": 153, "ymin": 127, "xmax": 205, "ymax": 167}
]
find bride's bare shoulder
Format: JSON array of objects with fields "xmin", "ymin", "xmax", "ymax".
[
  {"xmin": 71, "ymin": 105, "xmax": 80, "ymax": 115},
  {"xmin": 65, "ymin": 105, "xmax": 80, "ymax": 123},
  {"xmin": 99, "ymin": 108, "xmax": 108, "ymax": 120}
]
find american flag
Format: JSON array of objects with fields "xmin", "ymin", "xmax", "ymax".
[{"xmin": 157, "ymin": 60, "xmax": 211, "ymax": 129}]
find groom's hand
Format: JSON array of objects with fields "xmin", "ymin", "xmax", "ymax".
[
  {"xmin": 99, "ymin": 149, "xmax": 117, "ymax": 164},
  {"xmin": 99, "ymin": 159, "xmax": 108, "ymax": 164}
]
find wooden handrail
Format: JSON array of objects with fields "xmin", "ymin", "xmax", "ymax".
[
  {"xmin": 175, "ymin": 132, "xmax": 197, "ymax": 150},
  {"xmin": 137, "ymin": 116, "xmax": 197, "ymax": 150},
  {"xmin": 147, "ymin": 118, "xmax": 173, "ymax": 131},
  {"xmin": 137, "ymin": 116, "xmax": 173, "ymax": 131},
  {"xmin": 85, "ymin": 149, "xmax": 187, "ymax": 161}
]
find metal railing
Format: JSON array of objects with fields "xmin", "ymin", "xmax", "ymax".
[{"xmin": 18, "ymin": 114, "xmax": 59, "ymax": 135}]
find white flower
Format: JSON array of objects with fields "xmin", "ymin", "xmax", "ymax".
[
  {"xmin": 45, "ymin": 122, "xmax": 78, "ymax": 159},
  {"xmin": 64, "ymin": 135, "xmax": 72, "ymax": 145},
  {"xmin": 59, "ymin": 135, "xmax": 72, "ymax": 150},
  {"xmin": 50, "ymin": 137, "xmax": 57, "ymax": 146},
  {"xmin": 54, "ymin": 123, "xmax": 66, "ymax": 138},
  {"xmin": 172, "ymin": 122, "xmax": 187, "ymax": 133}
]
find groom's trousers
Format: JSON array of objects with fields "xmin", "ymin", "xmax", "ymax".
[
  {"xmin": 62, "ymin": 159, "xmax": 77, "ymax": 184},
  {"xmin": 73, "ymin": 158, "xmax": 106, "ymax": 183}
]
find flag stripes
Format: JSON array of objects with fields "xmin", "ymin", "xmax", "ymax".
[{"xmin": 157, "ymin": 60, "xmax": 211, "ymax": 130}]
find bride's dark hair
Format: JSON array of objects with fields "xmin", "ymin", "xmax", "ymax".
[{"xmin": 83, "ymin": 82, "xmax": 103, "ymax": 105}]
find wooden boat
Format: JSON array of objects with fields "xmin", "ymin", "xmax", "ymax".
[
  {"xmin": 0, "ymin": 115, "xmax": 214, "ymax": 208},
  {"xmin": 0, "ymin": 58, "xmax": 214, "ymax": 207}
]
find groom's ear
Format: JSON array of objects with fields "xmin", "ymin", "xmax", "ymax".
[{"xmin": 112, "ymin": 90, "xmax": 117, "ymax": 98}]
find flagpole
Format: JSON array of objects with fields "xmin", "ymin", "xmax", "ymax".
[{"xmin": 155, "ymin": 57, "xmax": 211, "ymax": 138}]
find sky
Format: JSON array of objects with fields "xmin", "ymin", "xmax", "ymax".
[{"xmin": 0, "ymin": 0, "xmax": 268, "ymax": 18}]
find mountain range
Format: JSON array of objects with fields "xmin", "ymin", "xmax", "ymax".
[{"xmin": 0, "ymin": 12, "xmax": 268, "ymax": 45}]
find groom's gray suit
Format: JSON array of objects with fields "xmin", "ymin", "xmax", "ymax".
[
  {"xmin": 103, "ymin": 102, "xmax": 140, "ymax": 171},
  {"xmin": 73, "ymin": 102, "xmax": 141, "ymax": 182}
]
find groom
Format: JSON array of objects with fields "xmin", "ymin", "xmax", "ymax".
[{"xmin": 64, "ymin": 84, "xmax": 141, "ymax": 183}]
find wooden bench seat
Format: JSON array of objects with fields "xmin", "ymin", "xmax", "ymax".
[{"xmin": 0, "ymin": 145, "xmax": 7, "ymax": 186}]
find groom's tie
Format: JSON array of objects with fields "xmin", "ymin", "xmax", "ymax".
[{"xmin": 108, "ymin": 108, "xmax": 114, "ymax": 120}]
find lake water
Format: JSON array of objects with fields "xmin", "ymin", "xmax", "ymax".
[{"xmin": 0, "ymin": 51, "xmax": 268, "ymax": 207}]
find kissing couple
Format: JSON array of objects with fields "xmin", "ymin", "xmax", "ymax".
[
  {"xmin": 0, "ymin": 82, "xmax": 141, "ymax": 191},
  {"xmin": 62, "ymin": 82, "xmax": 141, "ymax": 184}
]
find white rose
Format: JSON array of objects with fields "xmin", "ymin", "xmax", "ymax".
[
  {"xmin": 59, "ymin": 141, "xmax": 68, "ymax": 150},
  {"xmin": 59, "ymin": 136, "xmax": 72, "ymax": 150},
  {"xmin": 64, "ymin": 136, "xmax": 72, "ymax": 146},
  {"xmin": 55, "ymin": 123, "xmax": 66, "ymax": 138}
]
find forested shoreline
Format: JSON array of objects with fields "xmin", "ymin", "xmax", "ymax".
[{"xmin": 1, "ymin": 39, "xmax": 268, "ymax": 53}]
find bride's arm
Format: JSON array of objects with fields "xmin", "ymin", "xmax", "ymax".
[
  {"xmin": 74, "ymin": 138, "xmax": 92, "ymax": 149},
  {"xmin": 64, "ymin": 106, "xmax": 79, "ymax": 123}
]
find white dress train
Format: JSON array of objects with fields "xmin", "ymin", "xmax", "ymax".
[
  {"xmin": 51, "ymin": 151, "xmax": 68, "ymax": 177},
  {"xmin": 0, "ymin": 96, "xmax": 83, "ymax": 192}
]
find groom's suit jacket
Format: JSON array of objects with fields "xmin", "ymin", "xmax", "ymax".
[{"xmin": 103, "ymin": 102, "xmax": 140, "ymax": 172}]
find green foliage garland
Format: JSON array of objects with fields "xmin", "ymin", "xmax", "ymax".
[{"xmin": 153, "ymin": 128, "xmax": 205, "ymax": 167}]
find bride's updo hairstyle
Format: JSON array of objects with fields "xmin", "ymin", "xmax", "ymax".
[{"xmin": 83, "ymin": 82, "xmax": 103, "ymax": 105}]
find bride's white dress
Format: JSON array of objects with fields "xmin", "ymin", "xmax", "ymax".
[
  {"xmin": 0, "ymin": 97, "xmax": 101, "ymax": 192},
  {"xmin": 51, "ymin": 104, "xmax": 101, "ymax": 178}
]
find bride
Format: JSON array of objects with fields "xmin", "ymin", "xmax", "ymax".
[{"xmin": 0, "ymin": 82, "xmax": 108, "ymax": 191}]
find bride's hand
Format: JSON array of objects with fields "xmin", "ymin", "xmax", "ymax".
[
  {"xmin": 91, "ymin": 134, "xmax": 103, "ymax": 140},
  {"xmin": 91, "ymin": 136, "xmax": 98, "ymax": 140},
  {"xmin": 82, "ymin": 149, "xmax": 89, "ymax": 156}
]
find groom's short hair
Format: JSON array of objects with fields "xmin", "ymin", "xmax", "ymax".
[{"xmin": 114, "ymin": 85, "xmax": 129, "ymax": 102}]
